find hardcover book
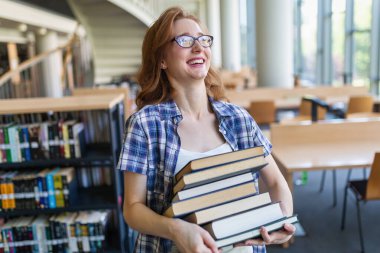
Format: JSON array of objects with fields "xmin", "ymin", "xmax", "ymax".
[{"xmin": 175, "ymin": 146, "xmax": 265, "ymax": 181}]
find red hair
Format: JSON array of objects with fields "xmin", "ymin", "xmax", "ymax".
[{"xmin": 136, "ymin": 6, "xmax": 226, "ymax": 109}]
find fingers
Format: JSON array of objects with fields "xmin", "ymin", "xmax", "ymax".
[
  {"xmin": 260, "ymin": 226, "xmax": 271, "ymax": 244},
  {"xmin": 201, "ymin": 230, "xmax": 219, "ymax": 253},
  {"xmin": 240, "ymin": 238, "xmax": 265, "ymax": 246},
  {"xmin": 235, "ymin": 223, "xmax": 297, "ymax": 247},
  {"xmin": 283, "ymin": 223, "xmax": 296, "ymax": 234}
]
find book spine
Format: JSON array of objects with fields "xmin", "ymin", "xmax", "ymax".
[
  {"xmin": 8, "ymin": 127, "xmax": 20, "ymax": 163},
  {"xmin": 33, "ymin": 174, "xmax": 40, "ymax": 209},
  {"xmin": 0, "ymin": 128, "xmax": 6, "ymax": 163},
  {"xmin": 68, "ymin": 222, "xmax": 78, "ymax": 253},
  {"xmin": 80, "ymin": 223, "xmax": 90, "ymax": 253},
  {"xmin": 88, "ymin": 222, "xmax": 97, "ymax": 253},
  {"xmin": 3, "ymin": 126, "xmax": 12, "ymax": 162},
  {"xmin": 67, "ymin": 124, "xmax": 75, "ymax": 159},
  {"xmin": 62, "ymin": 124, "xmax": 70, "ymax": 159},
  {"xmin": 53, "ymin": 173, "xmax": 64, "ymax": 208},
  {"xmin": 36, "ymin": 176, "xmax": 47, "ymax": 209},
  {"xmin": 5, "ymin": 179, "xmax": 15, "ymax": 210},
  {"xmin": 13, "ymin": 178, "xmax": 22, "ymax": 210},
  {"xmin": 46, "ymin": 173, "xmax": 56, "ymax": 209},
  {"xmin": 0, "ymin": 227, "xmax": 4, "ymax": 253},
  {"xmin": 48, "ymin": 124, "xmax": 55, "ymax": 160},
  {"xmin": 0, "ymin": 178, "xmax": 8, "ymax": 210},
  {"xmin": 39, "ymin": 123, "xmax": 50, "ymax": 159},
  {"xmin": 75, "ymin": 222, "xmax": 83, "ymax": 253},
  {"xmin": 57, "ymin": 120, "xmax": 65, "ymax": 159},
  {"xmin": 62, "ymin": 175, "xmax": 70, "ymax": 208},
  {"xmin": 44, "ymin": 226, "xmax": 53, "ymax": 253},
  {"xmin": 22, "ymin": 126, "xmax": 31, "ymax": 161},
  {"xmin": 17, "ymin": 127, "xmax": 25, "ymax": 162},
  {"xmin": 25, "ymin": 177, "xmax": 36, "ymax": 210},
  {"xmin": 5, "ymin": 227, "xmax": 15, "ymax": 253}
]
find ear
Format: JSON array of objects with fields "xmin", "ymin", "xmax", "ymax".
[{"xmin": 161, "ymin": 60, "xmax": 167, "ymax": 70}]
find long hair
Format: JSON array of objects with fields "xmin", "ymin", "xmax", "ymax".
[{"xmin": 136, "ymin": 6, "xmax": 226, "ymax": 109}]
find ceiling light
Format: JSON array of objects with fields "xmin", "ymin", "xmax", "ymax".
[
  {"xmin": 18, "ymin": 23, "xmax": 27, "ymax": 32},
  {"xmin": 38, "ymin": 27, "xmax": 47, "ymax": 35}
]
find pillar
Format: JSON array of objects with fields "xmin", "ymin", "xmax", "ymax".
[
  {"xmin": 220, "ymin": 0, "xmax": 241, "ymax": 71},
  {"xmin": 37, "ymin": 31, "xmax": 63, "ymax": 97},
  {"xmin": 206, "ymin": 0, "xmax": 222, "ymax": 69},
  {"xmin": 255, "ymin": 0, "xmax": 294, "ymax": 88}
]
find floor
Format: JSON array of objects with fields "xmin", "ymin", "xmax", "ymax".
[{"xmin": 268, "ymin": 169, "xmax": 380, "ymax": 253}]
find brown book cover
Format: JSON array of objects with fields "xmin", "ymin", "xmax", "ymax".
[
  {"xmin": 173, "ymin": 155, "xmax": 267, "ymax": 194},
  {"xmin": 164, "ymin": 181, "xmax": 257, "ymax": 218},
  {"xmin": 172, "ymin": 172, "xmax": 255, "ymax": 202},
  {"xmin": 184, "ymin": 192, "xmax": 271, "ymax": 225},
  {"xmin": 175, "ymin": 146, "xmax": 264, "ymax": 181}
]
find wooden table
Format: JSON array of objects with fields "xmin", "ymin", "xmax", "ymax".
[
  {"xmin": 270, "ymin": 118, "xmax": 380, "ymax": 193},
  {"xmin": 225, "ymin": 86, "xmax": 378, "ymax": 111}
]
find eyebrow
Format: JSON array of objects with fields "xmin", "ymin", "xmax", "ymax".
[{"xmin": 175, "ymin": 32, "xmax": 205, "ymax": 37}]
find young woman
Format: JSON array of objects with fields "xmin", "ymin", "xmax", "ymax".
[{"xmin": 117, "ymin": 6, "xmax": 295, "ymax": 253}]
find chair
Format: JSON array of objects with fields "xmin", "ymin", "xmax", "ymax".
[
  {"xmin": 320, "ymin": 95, "xmax": 375, "ymax": 202},
  {"xmin": 341, "ymin": 152, "xmax": 380, "ymax": 253},
  {"xmin": 280, "ymin": 97, "xmax": 327, "ymax": 124},
  {"xmin": 346, "ymin": 95, "xmax": 374, "ymax": 114},
  {"xmin": 248, "ymin": 100, "xmax": 276, "ymax": 127}
]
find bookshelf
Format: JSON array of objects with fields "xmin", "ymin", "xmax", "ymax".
[{"xmin": 0, "ymin": 94, "xmax": 127, "ymax": 252}]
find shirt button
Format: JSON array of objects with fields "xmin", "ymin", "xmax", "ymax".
[{"xmin": 222, "ymin": 130, "xmax": 226, "ymax": 134}]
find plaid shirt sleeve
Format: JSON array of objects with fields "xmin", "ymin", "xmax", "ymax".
[
  {"xmin": 116, "ymin": 113, "xmax": 149, "ymax": 174},
  {"xmin": 233, "ymin": 105, "xmax": 272, "ymax": 157},
  {"xmin": 247, "ymin": 113, "xmax": 272, "ymax": 157}
]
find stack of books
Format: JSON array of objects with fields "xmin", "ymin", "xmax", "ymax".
[{"xmin": 164, "ymin": 146, "xmax": 298, "ymax": 248}]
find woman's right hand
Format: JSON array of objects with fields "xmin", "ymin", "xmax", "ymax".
[{"xmin": 171, "ymin": 219, "xmax": 220, "ymax": 253}]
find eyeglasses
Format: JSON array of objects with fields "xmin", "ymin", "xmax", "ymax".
[{"xmin": 172, "ymin": 35, "xmax": 214, "ymax": 48}]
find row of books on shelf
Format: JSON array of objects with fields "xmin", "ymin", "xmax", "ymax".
[
  {"xmin": 0, "ymin": 120, "xmax": 85, "ymax": 163},
  {"xmin": 0, "ymin": 167, "xmax": 75, "ymax": 211},
  {"xmin": 76, "ymin": 167, "xmax": 112, "ymax": 189},
  {"xmin": 164, "ymin": 145, "xmax": 298, "ymax": 248},
  {"xmin": 0, "ymin": 210, "xmax": 110, "ymax": 253}
]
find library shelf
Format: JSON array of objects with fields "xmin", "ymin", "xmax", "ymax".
[{"xmin": 0, "ymin": 95, "xmax": 128, "ymax": 252}]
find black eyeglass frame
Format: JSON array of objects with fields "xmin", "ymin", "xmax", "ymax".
[{"xmin": 171, "ymin": 35, "xmax": 214, "ymax": 48}]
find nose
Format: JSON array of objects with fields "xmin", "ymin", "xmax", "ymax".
[{"xmin": 191, "ymin": 39, "xmax": 203, "ymax": 52}]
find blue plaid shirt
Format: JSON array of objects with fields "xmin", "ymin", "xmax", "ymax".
[{"xmin": 117, "ymin": 97, "xmax": 272, "ymax": 253}]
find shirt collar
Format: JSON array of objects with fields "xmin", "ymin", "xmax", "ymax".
[{"xmin": 158, "ymin": 97, "xmax": 235, "ymax": 123}]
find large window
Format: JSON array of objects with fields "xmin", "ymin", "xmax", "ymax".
[
  {"xmin": 352, "ymin": 0, "xmax": 372, "ymax": 87},
  {"xmin": 295, "ymin": 0, "xmax": 318, "ymax": 85},
  {"xmin": 332, "ymin": 0, "xmax": 346, "ymax": 85}
]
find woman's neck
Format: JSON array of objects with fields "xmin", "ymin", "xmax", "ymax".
[{"xmin": 172, "ymin": 84, "xmax": 210, "ymax": 119}]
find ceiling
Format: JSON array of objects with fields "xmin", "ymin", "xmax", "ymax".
[{"xmin": 17, "ymin": 0, "xmax": 75, "ymax": 18}]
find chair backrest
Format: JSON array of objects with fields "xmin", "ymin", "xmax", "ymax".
[
  {"xmin": 346, "ymin": 95, "xmax": 374, "ymax": 114},
  {"xmin": 366, "ymin": 152, "xmax": 380, "ymax": 200},
  {"xmin": 248, "ymin": 100, "xmax": 276, "ymax": 125},
  {"xmin": 299, "ymin": 98, "xmax": 327, "ymax": 120}
]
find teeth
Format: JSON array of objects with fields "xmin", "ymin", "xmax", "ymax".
[{"xmin": 188, "ymin": 59, "xmax": 204, "ymax": 64}]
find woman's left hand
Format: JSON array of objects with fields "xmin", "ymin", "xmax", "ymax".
[{"xmin": 234, "ymin": 223, "xmax": 296, "ymax": 247}]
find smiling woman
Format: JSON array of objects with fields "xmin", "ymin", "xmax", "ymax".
[{"xmin": 117, "ymin": 6, "xmax": 295, "ymax": 253}]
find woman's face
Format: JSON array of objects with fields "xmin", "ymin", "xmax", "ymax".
[{"xmin": 162, "ymin": 18, "xmax": 212, "ymax": 84}]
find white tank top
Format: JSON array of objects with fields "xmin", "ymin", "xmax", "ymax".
[{"xmin": 174, "ymin": 142, "xmax": 233, "ymax": 175}]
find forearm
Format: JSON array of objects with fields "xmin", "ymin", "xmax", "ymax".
[
  {"xmin": 124, "ymin": 202, "xmax": 179, "ymax": 241},
  {"xmin": 268, "ymin": 181, "xmax": 293, "ymax": 216},
  {"xmin": 262, "ymin": 155, "xmax": 294, "ymax": 216}
]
